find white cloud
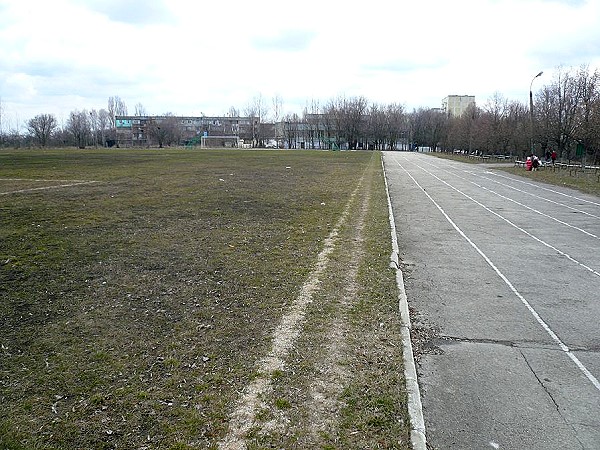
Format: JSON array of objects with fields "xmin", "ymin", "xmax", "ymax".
[{"xmin": 1, "ymin": 0, "xmax": 600, "ymax": 125}]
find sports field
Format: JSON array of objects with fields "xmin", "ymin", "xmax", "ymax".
[{"xmin": 0, "ymin": 148, "xmax": 410, "ymax": 449}]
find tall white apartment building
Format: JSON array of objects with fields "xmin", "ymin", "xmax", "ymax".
[{"xmin": 442, "ymin": 95, "xmax": 476, "ymax": 117}]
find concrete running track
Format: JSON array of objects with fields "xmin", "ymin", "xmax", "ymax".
[{"xmin": 383, "ymin": 152, "xmax": 600, "ymax": 450}]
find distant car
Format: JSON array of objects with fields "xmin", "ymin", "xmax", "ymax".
[{"xmin": 265, "ymin": 143, "xmax": 277, "ymax": 148}]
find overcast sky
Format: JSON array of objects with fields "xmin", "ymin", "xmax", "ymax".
[{"xmin": 1, "ymin": 0, "xmax": 600, "ymax": 127}]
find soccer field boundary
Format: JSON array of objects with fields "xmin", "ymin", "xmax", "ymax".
[{"xmin": 0, "ymin": 179, "xmax": 100, "ymax": 196}]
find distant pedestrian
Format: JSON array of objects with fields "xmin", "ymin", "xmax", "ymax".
[
  {"xmin": 532, "ymin": 155, "xmax": 540, "ymax": 170},
  {"xmin": 551, "ymin": 150, "xmax": 557, "ymax": 164},
  {"xmin": 526, "ymin": 156, "xmax": 533, "ymax": 171}
]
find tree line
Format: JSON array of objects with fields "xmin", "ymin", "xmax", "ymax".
[
  {"xmin": 0, "ymin": 96, "xmax": 127, "ymax": 149},
  {"xmin": 435, "ymin": 65, "xmax": 600, "ymax": 163},
  {"xmin": 279, "ymin": 65, "xmax": 600, "ymax": 162},
  {"xmin": 2, "ymin": 66, "xmax": 599, "ymax": 163}
]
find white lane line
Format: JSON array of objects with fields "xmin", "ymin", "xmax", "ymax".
[
  {"xmin": 0, "ymin": 181, "xmax": 99, "ymax": 195},
  {"xmin": 420, "ymin": 160, "xmax": 600, "ymax": 221},
  {"xmin": 418, "ymin": 160, "xmax": 600, "ymax": 221},
  {"xmin": 486, "ymin": 171, "xmax": 600, "ymax": 207},
  {"xmin": 423, "ymin": 163, "xmax": 600, "ymax": 242},
  {"xmin": 390, "ymin": 155, "xmax": 600, "ymax": 393},
  {"xmin": 403, "ymin": 158, "xmax": 600, "ymax": 279},
  {"xmin": 475, "ymin": 171, "xmax": 600, "ymax": 221}
]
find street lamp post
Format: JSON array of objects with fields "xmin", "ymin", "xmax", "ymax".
[{"xmin": 529, "ymin": 71, "xmax": 543, "ymax": 156}]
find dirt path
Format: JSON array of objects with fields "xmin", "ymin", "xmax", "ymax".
[
  {"xmin": 218, "ymin": 176, "xmax": 364, "ymax": 450},
  {"xmin": 217, "ymin": 154, "xmax": 410, "ymax": 449}
]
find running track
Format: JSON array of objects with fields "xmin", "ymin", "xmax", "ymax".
[{"xmin": 383, "ymin": 152, "xmax": 600, "ymax": 450}]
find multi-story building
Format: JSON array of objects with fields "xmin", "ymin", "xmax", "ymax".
[
  {"xmin": 115, "ymin": 115, "xmax": 259, "ymax": 148},
  {"xmin": 442, "ymin": 95, "xmax": 476, "ymax": 117}
]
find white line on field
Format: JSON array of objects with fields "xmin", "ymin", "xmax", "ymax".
[
  {"xmin": 391, "ymin": 155, "xmax": 600, "ymax": 393},
  {"xmin": 0, "ymin": 181, "xmax": 99, "ymax": 196},
  {"xmin": 217, "ymin": 180, "xmax": 362, "ymax": 450},
  {"xmin": 0, "ymin": 177, "xmax": 95, "ymax": 182}
]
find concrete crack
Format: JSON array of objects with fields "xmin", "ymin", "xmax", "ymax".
[{"xmin": 519, "ymin": 349, "xmax": 586, "ymax": 450}]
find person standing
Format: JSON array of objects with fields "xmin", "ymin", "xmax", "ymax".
[{"xmin": 551, "ymin": 150, "xmax": 557, "ymax": 164}]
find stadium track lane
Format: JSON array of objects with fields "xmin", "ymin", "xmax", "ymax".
[{"xmin": 383, "ymin": 151, "xmax": 600, "ymax": 450}]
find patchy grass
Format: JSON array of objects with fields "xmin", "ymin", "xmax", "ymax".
[
  {"xmin": 0, "ymin": 148, "xmax": 409, "ymax": 449},
  {"xmin": 244, "ymin": 153, "xmax": 410, "ymax": 449}
]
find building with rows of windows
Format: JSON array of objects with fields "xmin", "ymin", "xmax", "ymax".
[
  {"xmin": 442, "ymin": 95, "xmax": 476, "ymax": 117},
  {"xmin": 115, "ymin": 115, "xmax": 260, "ymax": 148}
]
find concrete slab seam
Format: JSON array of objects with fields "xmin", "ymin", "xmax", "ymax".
[{"xmin": 381, "ymin": 155, "xmax": 427, "ymax": 450}]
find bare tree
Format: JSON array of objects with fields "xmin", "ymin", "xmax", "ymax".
[
  {"xmin": 444, "ymin": 104, "xmax": 480, "ymax": 153},
  {"xmin": 98, "ymin": 109, "xmax": 112, "ymax": 146},
  {"xmin": 505, "ymin": 100, "xmax": 529, "ymax": 156},
  {"xmin": 388, "ymin": 103, "xmax": 407, "ymax": 150},
  {"xmin": 134, "ymin": 102, "xmax": 147, "ymax": 116},
  {"xmin": 272, "ymin": 94, "xmax": 283, "ymax": 146},
  {"xmin": 89, "ymin": 110, "xmax": 99, "ymax": 147},
  {"xmin": 538, "ymin": 66, "xmax": 579, "ymax": 158},
  {"xmin": 147, "ymin": 114, "xmax": 180, "ymax": 148},
  {"xmin": 479, "ymin": 92, "xmax": 510, "ymax": 153},
  {"xmin": 67, "ymin": 110, "xmax": 91, "ymax": 148},
  {"xmin": 26, "ymin": 113, "xmax": 57, "ymax": 147},
  {"xmin": 244, "ymin": 94, "xmax": 269, "ymax": 146},
  {"xmin": 108, "ymin": 96, "xmax": 128, "ymax": 118},
  {"xmin": 282, "ymin": 113, "xmax": 300, "ymax": 149},
  {"xmin": 107, "ymin": 96, "xmax": 127, "ymax": 143},
  {"xmin": 322, "ymin": 98, "xmax": 342, "ymax": 149},
  {"xmin": 367, "ymin": 103, "xmax": 386, "ymax": 150},
  {"xmin": 333, "ymin": 96, "xmax": 368, "ymax": 149},
  {"xmin": 572, "ymin": 66, "xmax": 600, "ymax": 163},
  {"xmin": 302, "ymin": 99, "xmax": 321, "ymax": 149}
]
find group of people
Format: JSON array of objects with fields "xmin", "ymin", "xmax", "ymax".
[{"xmin": 526, "ymin": 149, "xmax": 557, "ymax": 171}]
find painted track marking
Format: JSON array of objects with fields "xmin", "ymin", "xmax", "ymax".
[
  {"xmin": 390, "ymin": 154, "xmax": 600, "ymax": 393},
  {"xmin": 420, "ymin": 160, "xmax": 600, "ymax": 241}
]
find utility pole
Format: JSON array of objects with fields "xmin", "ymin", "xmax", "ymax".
[{"xmin": 529, "ymin": 71, "xmax": 543, "ymax": 156}]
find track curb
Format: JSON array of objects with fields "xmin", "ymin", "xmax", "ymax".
[{"xmin": 381, "ymin": 154, "xmax": 427, "ymax": 450}]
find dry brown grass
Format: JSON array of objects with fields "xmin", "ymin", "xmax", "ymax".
[{"xmin": 0, "ymin": 148, "xmax": 410, "ymax": 450}]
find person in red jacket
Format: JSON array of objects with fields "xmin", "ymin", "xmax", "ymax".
[
  {"xmin": 526, "ymin": 156, "xmax": 533, "ymax": 171},
  {"xmin": 551, "ymin": 150, "xmax": 557, "ymax": 164}
]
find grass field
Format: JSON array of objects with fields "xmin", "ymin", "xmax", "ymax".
[{"xmin": 0, "ymin": 148, "xmax": 410, "ymax": 449}]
